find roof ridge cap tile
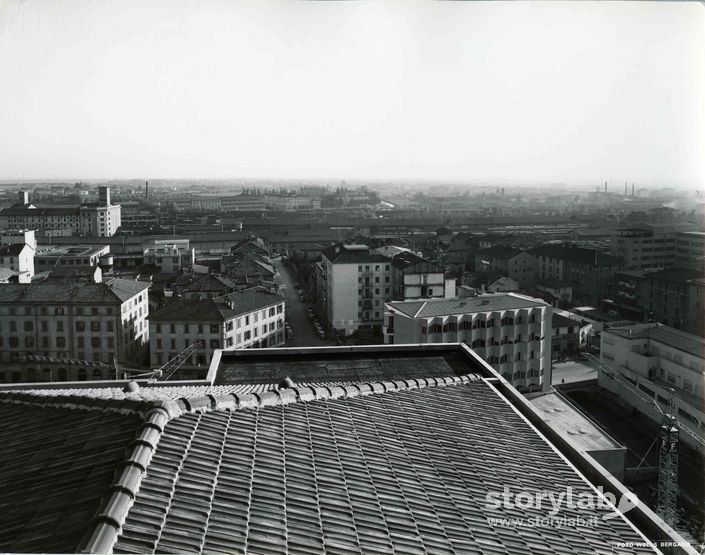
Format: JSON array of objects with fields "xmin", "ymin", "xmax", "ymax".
[
  {"xmin": 0, "ymin": 391, "xmax": 154, "ymax": 416},
  {"xmin": 78, "ymin": 405, "xmax": 178, "ymax": 554}
]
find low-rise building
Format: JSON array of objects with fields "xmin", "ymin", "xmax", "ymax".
[
  {"xmin": 143, "ymin": 243, "xmax": 195, "ymax": 273},
  {"xmin": 148, "ymin": 289, "xmax": 285, "ymax": 374},
  {"xmin": 34, "ymin": 244, "xmax": 110, "ymax": 273},
  {"xmin": 384, "ymin": 292, "xmax": 552, "ymax": 392},
  {"xmin": 0, "ymin": 278, "xmax": 150, "ymax": 382}
]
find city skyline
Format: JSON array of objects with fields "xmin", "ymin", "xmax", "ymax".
[{"xmin": 0, "ymin": 1, "xmax": 703, "ymax": 187}]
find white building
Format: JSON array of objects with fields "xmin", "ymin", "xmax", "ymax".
[
  {"xmin": 320, "ymin": 243, "xmax": 393, "ymax": 337},
  {"xmin": 148, "ymin": 289, "xmax": 285, "ymax": 372},
  {"xmin": 391, "ymin": 251, "xmax": 455, "ymax": 300},
  {"xmin": 144, "ymin": 243, "xmax": 195, "ymax": 273},
  {"xmin": 34, "ymin": 244, "xmax": 110, "ymax": 274},
  {"xmin": 384, "ymin": 293, "xmax": 552, "ymax": 393},
  {"xmin": 0, "ymin": 187, "xmax": 121, "ymax": 237},
  {"xmin": 599, "ymin": 323, "xmax": 705, "ymax": 454},
  {"xmin": 0, "ymin": 229, "xmax": 36, "ymax": 283},
  {"xmin": 0, "ymin": 278, "xmax": 150, "ymax": 383}
]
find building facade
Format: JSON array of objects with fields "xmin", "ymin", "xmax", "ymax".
[
  {"xmin": 148, "ymin": 290, "xmax": 286, "ymax": 373},
  {"xmin": 390, "ymin": 251, "xmax": 451, "ymax": 300},
  {"xmin": 675, "ymin": 231, "xmax": 705, "ymax": 271},
  {"xmin": 599, "ymin": 323, "xmax": 705, "ymax": 454},
  {"xmin": 0, "ymin": 187, "xmax": 121, "ymax": 237},
  {"xmin": 532, "ymin": 244, "xmax": 621, "ymax": 306},
  {"xmin": 475, "ymin": 246, "xmax": 538, "ymax": 287},
  {"xmin": 384, "ymin": 293, "xmax": 552, "ymax": 392},
  {"xmin": 0, "ymin": 278, "xmax": 150, "ymax": 383},
  {"xmin": 321, "ymin": 243, "xmax": 392, "ymax": 337},
  {"xmin": 610, "ymin": 222, "xmax": 698, "ymax": 270}
]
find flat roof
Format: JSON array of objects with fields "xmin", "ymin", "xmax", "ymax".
[
  {"xmin": 531, "ymin": 392, "xmax": 624, "ymax": 452},
  {"xmin": 605, "ymin": 323, "xmax": 705, "ymax": 359},
  {"xmin": 388, "ymin": 293, "xmax": 547, "ymax": 319}
]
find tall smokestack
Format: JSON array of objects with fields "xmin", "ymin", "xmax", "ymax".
[
  {"xmin": 604, "ymin": 181, "xmax": 607, "ymax": 193},
  {"xmin": 145, "ymin": 181, "xmax": 149, "ymax": 199},
  {"xmin": 624, "ymin": 182, "xmax": 628, "ymax": 196},
  {"xmin": 632, "ymin": 183, "xmax": 635, "ymax": 197},
  {"xmin": 18, "ymin": 191, "xmax": 29, "ymax": 205}
]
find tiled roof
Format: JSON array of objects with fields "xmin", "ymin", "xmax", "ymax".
[
  {"xmin": 149, "ymin": 289, "xmax": 283, "ymax": 323},
  {"xmin": 0, "ymin": 278, "xmax": 148, "ymax": 305},
  {"xmin": 0, "ymin": 243, "xmax": 27, "ymax": 256},
  {"xmin": 322, "ymin": 243, "xmax": 390, "ymax": 264},
  {"xmin": 183, "ymin": 274, "xmax": 236, "ymax": 293},
  {"xmin": 391, "ymin": 251, "xmax": 445, "ymax": 273},
  {"xmin": 0, "ymin": 371, "xmax": 667, "ymax": 554},
  {"xmin": 388, "ymin": 293, "xmax": 547, "ymax": 319}
]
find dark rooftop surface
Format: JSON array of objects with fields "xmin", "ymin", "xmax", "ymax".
[
  {"xmin": 0, "ymin": 345, "xmax": 687, "ymax": 554},
  {"xmin": 215, "ymin": 351, "xmax": 473, "ymax": 385}
]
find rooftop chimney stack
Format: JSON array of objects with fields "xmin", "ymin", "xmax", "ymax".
[{"xmin": 18, "ymin": 191, "xmax": 29, "ymax": 205}]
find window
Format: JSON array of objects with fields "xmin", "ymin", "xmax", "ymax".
[
  {"xmin": 170, "ymin": 338, "xmax": 176, "ymax": 349},
  {"xmin": 156, "ymin": 339, "xmax": 162, "ymax": 349},
  {"xmin": 91, "ymin": 337, "xmax": 101, "ymax": 348},
  {"xmin": 210, "ymin": 324, "xmax": 219, "ymax": 334},
  {"xmin": 78, "ymin": 337, "xmax": 85, "ymax": 348},
  {"xmin": 170, "ymin": 324, "xmax": 176, "ymax": 333},
  {"xmin": 107, "ymin": 321, "xmax": 113, "ymax": 332},
  {"xmin": 210, "ymin": 339, "xmax": 220, "ymax": 349},
  {"xmin": 156, "ymin": 324, "xmax": 162, "ymax": 333},
  {"xmin": 41, "ymin": 321, "xmax": 48, "ymax": 332},
  {"xmin": 91, "ymin": 321, "xmax": 100, "ymax": 332},
  {"xmin": 76, "ymin": 321, "xmax": 85, "ymax": 332},
  {"xmin": 56, "ymin": 337, "xmax": 66, "ymax": 348},
  {"xmin": 10, "ymin": 321, "xmax": 16, "ymax": 332}
]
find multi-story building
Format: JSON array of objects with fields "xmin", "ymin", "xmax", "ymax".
[
  {"xmin": 599, "ymin": 323, "xmax": 705, "ymax": 454},
  {"xmin": 0, "ymin": 187, "xmax": 121, "ymax": 237},
  {"xmin": 320, "ymin": 243, "xmax": 392, "ymax": 337},
  {"xmin": 265, "ymin": 195, "xmax": 321, "ymax": 211},
  {"xmin": 610, "ymin": 222, "xmax": 698, "ymax": 270},
  {"xmin": 390, "ymin": 251, "xmax": 453, "ymax": 300},
  {"xmin": 475, "ymin": 246, "xmax": 538, "ymax": 287},
  {"xmin": 532, "ymin": 244, "xmax": 622, "ymax": 306},
  {"xmin": 148, "ymin": 289, "xmax": 285, "ymax": 373},
  {"xmin": 613, "ymin": 268, "xmax": 705, "ymax": 336},
  {"xmin": 220, "ymin": 195, "xmax": 266, "ymax": 212},
  {"xmin": 550, "ymin": 313, "xmax": 588, "ymax": 358},
  {"xmin": 0, "ymin": 278, "xmax": 150, "ymax": 382},
  {"xmin": 384, "ymin": 292, "xmax": 552, "ymax": 392},
  {"xmin": 675, "ymin": 231, "xmax": 705, "ymax": 271}
]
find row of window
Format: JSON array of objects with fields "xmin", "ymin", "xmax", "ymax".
[{"xmin": 0, "ymin": 335, "xmax": 114, "ymax": 349}]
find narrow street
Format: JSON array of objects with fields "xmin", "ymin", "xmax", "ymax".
[{"xmin": 273, "ymin": 258, "xmax": 326, "ymax": 347}]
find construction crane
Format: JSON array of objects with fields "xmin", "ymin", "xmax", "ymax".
[
  {"xmin": 119, "ymin": 340, "xmax": 205, "ymax": 382},
  {"xmin": 582, "ymin": 352, "xmax": 705, "ymax": 526}
]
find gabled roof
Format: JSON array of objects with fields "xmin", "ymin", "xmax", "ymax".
[
  {"xmin": 321, "ymin": 243, "xmax": 390, "ymax": 264},
  {"xmin": 183, "ymin": 273, "xmax": 236, "ymax": 294},
  {"xmin": 391, "ymin": 251, "xmax": 444, "ymax": 273},
  {"xmin": 0, "ymin": 278, "xmax": 148, "ymax": 305},
  {"xmin": 0, "ymin": 355, "xmax": 668, "ymax": 554},
  {"xmin": 0, "ymin": 243, "xmax": 28, "ymax": 257}
]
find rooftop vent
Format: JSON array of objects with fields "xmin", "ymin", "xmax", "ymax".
[
  {"xmin": 278, "ymin": 376, "xmax": 295, "ymax": 390},
  {"xmin": 123, "ymin": 381, "xmax": 140, "ymax": 393}
]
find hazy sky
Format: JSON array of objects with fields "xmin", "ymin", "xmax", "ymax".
[{"xmin": 0, "ymin": 1, "xmax": 703, "ymax": 187}]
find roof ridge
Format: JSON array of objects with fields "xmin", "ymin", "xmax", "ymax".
[
  {"xmin": 78, "ymin": 405, "xmax": 175, "ymax": 554},
  {"xmin": 0, "ymin": 390, "xmax": 168, "ymax": 416},
  {"xmin": 413, "ymin": 301, "xmax": 427, "ymax": 319},
  {"xmin": 174, "ymin": 374, "xmax": 483, "ymax": 415}
]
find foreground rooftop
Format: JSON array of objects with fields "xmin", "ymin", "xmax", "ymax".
[{"xmin": 0, "ymin": 344, "xmax": 692, "ymax": 554}]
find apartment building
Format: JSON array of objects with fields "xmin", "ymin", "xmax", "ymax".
[
  {"xmin": 390, "ymin": 251, "xmax": 453, "ymax": 300},
  {"xmin": 613, "ymin": 267, "xmax": 705, "ymax": 336},
  {"xmin": 0, "ymin": 278, "xmax": 150, "ymax": 383},
  {"xmin": 675, "ymin": 231, "xmax": 705, "ymax": 271},
  {"xmin": 320, "ymin": 243, "xmax": 392, "ymax": 337},
  {"xmin": 599, "ymin": 323, "xmax": 705, "ymax": 454},
  {"xmin": 610, "ymin": 222, "xmax": 698, "ymax": 270},
  {"xmin": 532, "ymin": 244, "xmax": 621, "ymax": 306},
  {"xmin": 384, "ymin": 292, "xmax": 552, "ymax": 392},
  {"xmin": 0, "ymin": 187, "xmax": 121, "ymax": 237},
  {"xmin": 0, "ymin": 229, "xmax": 36, "ymax": 283},
  {"xmin": 475, "ymin": 246, "xmax": 538, "ymax": 287},
  {"xmin": 148, "ymin": 290, "xmax": 285, "ymax": 372}
]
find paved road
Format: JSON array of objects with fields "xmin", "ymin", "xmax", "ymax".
[
  {"xmin": 551, "ymin": 359, "xmax": 598, "ymax": 386},
  {"xmin": 273, "ymin": 259, "xmax": 326, "ymax": 348}
]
